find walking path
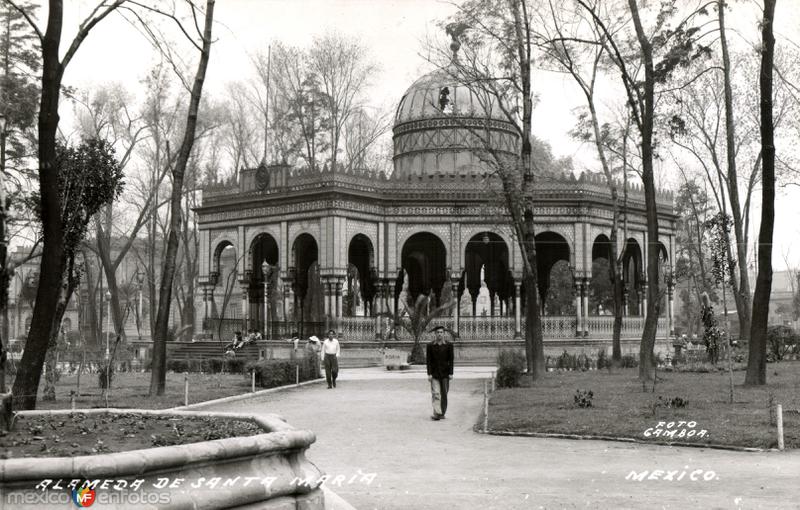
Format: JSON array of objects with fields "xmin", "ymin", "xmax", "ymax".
[{"xmin": 207, "ymin": 367, "xmax": 800, "ymax": 510}]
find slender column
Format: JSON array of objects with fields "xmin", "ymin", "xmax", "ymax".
[
  {"xmin": 513, "ymin": 280, "xmax": 522, "ymax": 339},
  {"xmin": 641, "ymin": 282, "xmax": 648, "ymax": 317},
  {"xmin": 622, "ymin": 288, "xmax": 629, "ymax": 317},
  {"xmin": 323, "ymin": 279, "xmax": 332, "ymax": 318},
  {"xmin": 283, "ymin": 277, "xmax": 293, "ymax": 322},
  {"xmin": 202, "ymin": 285, "xmax": 211, "ymax": 324},
  {"xmin": 573, "ymin": 277, "xmax": 583, "ymax": 337},
  {"xmin": 374, "ymin": 281, "xmax": 384, "ymax": 339},
  {"xmin": 581, "ymin": 277, "xmax": 589, "ymax": 337},
  {"xmin": 240, "ymin": 282, "xmax": 250, "ymax": 332},
  {"xmin": 335, "ymin": 279, "xmax": 344, "ymax": 319},
  {"xmin": 668, "ymin": 283, "xmax": 675, "ymax": 336},
  {"xmin": 450, "ymin": 278, "xmax": 460, "ymax": 335},
  {"xmin": 386, "ymin": 280, "xmax": 397, "ymax": 316}
]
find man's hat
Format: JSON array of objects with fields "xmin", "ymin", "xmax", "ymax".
[
  {"xmin": 309, "ymin": 335, "xmax": 320, "ymax": 343},
  {"xmin": 431, "ymin": 325, "xmax": 446, "ymax": 332},
  {"xmin": 328, "ymin": 329, "xmax": 336, "ymax": 335}
]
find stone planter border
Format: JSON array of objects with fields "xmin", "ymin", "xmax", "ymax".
[{"xmin": 2, "ymin": 408, "xmax": 325, "ymax": 509}]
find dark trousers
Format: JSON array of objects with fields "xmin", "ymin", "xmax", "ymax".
[
  {"xmin": 324, "ymin": 354, "xmax": 339, "ymax": 387},
  {"xmin": 430, "ymin": 377, "xmax": 449, "ymax": 416}
]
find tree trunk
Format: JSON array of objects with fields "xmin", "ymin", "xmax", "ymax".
[
  {"xmin": 81, "ymin": 249, "xmax": 100, "ymax": 347},
  {"xmin": 627, "ymin": 0, "xmax": 660, "ymax": 382},
  {"xmin": 718, "ymin": 0, "xmax": 752, "ymax": 344},
  {"xmin": 746, "ymin": 0, "xmax": 776, "ymax": 386},
  {"xmin": 97, "ymin": 211, "xmax": 126, "ymax": 341},
  {"xmin": 12, "ymin": 0, "xmax": 67, "ymax": 410},
  {"xmin": 149, "ymin": 0, "xmax": 215, "ymax": 396},
  {"xmin": 507, "ymin": 0, "xmax": 544, "ymax": 379}
]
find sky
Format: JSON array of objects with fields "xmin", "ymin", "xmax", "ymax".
[{"xmin": 29, "ymin": 0, "xmax": 800, "ymax": 270}]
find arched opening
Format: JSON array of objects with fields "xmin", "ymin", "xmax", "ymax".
[
  {"xmin": 212, "ymin": 241, "xmax": 237, "ymax": 321},
  {"xmin": 462, "ymin": 232, "xmax": 511, "ymax": 317},
  {"xmin": 397, "ymin": 232, "xmax": 447, "ymax": 310},
  {"xmin": 622, "ymin": 238, "xmax": 643, "ymax": 316},
  {"xmin": 292, "ymin": 234, "xmax": 321, "ymax": 327},
  {"xmin": 590, "ymin": 234, "xmax": 614, "ymax": 315},
  {"xmin": 250, "ymin": 233, "xmax": 280, "ymax": 334},
  {"xmin": 347, "ymin": 234, "xmax": 375, "ymax": 316},
  {"xmin": 535, "ymin": 231, "xmax": 572, "ymax": 315},
  {"xmin": 545, "ymin": 260, "xmax": 575, "ymax": 315}
]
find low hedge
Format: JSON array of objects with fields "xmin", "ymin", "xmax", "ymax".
[
  {"xmin": 165, "ymin": 357, "xmax": 246, "ymax": 374},
  {"xmin": 245, "ymin": 356, "xmax": 320, "ymax": 389}
]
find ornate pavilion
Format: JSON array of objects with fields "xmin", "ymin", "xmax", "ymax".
[{"xmin": 195, "ymin": 63, "xmax": 677, "ymax": 354}]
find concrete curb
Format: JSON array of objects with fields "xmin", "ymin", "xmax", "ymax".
[
  {"xmin": 474, "ymin": 427, "xmax": 772, "ymax": 453},
  {"xmin": 171, "ymin": 377, "xmax": 325, "ymax": 411}
]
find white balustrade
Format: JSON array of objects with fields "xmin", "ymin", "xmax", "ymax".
[
  {"xmin": 357, "ymin": 314, "xmax": 670, "ymax": 343},
  {"xmin": 339, "ymin": 316, "xmax": 375, "ymax": 342},
  {"xmin": 458, "ymin": 317, "xmax": 517, "ymax": 340}
]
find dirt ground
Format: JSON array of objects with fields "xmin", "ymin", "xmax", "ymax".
[
  {"xmin": 1, "ymin": 413, "xmax": 261, "ymax": 458},
  {"xmin": 204, "ymin": 367, "xmax": 800, "ymax": 510}
]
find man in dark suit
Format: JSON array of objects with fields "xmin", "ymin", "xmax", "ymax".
[{"xmin": 426, "ymin": 325, "xmax": 454, "ymax": 420}]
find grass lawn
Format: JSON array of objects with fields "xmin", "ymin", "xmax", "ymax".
[
  {"xmin": 489, "ymin": 361, "xmax": 800, "ymax": 449},
  {"xmin": 30, "ymin": 371, "xmax": 252, "ymax": 410}
]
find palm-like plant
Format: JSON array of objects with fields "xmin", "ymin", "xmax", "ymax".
[{"xmin": 379, "ymin": 294, "xmax": 456, "ymax": 363}]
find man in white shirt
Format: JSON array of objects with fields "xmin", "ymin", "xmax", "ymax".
[{"xmin": 321, "ymin": 329, "xmax": 341, "ymax": 388}]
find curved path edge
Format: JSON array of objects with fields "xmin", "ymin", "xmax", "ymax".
[
  {"xmin": 172, "ymin": 378, "xmax": 325, "ymax": 411},
  {"xmin": 475, "ymin": 427, "xmax": 772, "ymax": 453}
]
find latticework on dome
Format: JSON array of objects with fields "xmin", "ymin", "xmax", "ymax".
[{"xmin": 392, "ymin": 65, "xmax": 519, "ymax": 178}]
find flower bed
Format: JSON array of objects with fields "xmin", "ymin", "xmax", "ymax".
[{"xmin": 0, "ymin": 408, "xmax": 325, "ymax": 509}]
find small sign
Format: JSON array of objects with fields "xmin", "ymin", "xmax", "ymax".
[{"xmin": 383, "ymin": 349, "xmax": 406, "ymax": 367}]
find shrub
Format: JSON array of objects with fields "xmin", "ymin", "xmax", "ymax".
[
  {"xmin": 573, "ymin": 389, "xmax": 594, "ymax": 408},
  {"xmin": 576, "ymin": 353, "xmax": 591, "ymax": 371},
  {"xmin": 167, "ymin": 359, "xmax": 189, "ymax": 373},
  {"xmin": 767, "ymin": 326, "xmax": 799, "ymax": 362},
  {"xmin": 224, "ymin": 357, "xmax": 247, "ymax": 374},
  {"xmin": 246, "ymin": 356, "xmax": 320, "ymax": 389},
  {"xmin": 98, "ymin": 365, "xmax": 113, "ymax": 389},
  {"xmin": 651, "ymin": 395, "xmax": 689, "ymax": 415},
  {"xmin": 620, "ymin": 354, "xmax": 638, "ymax": 368},
  {"xmin": 201, "ymin": 357, "xmax": 226, "ymax": 374},
  {"xmin": 596, "ymin": 349, "xmax": 609, "ymax": 370},
  {"xmin": 556, "ymin": 350, "xmax": 578, "ymax": 370},
  {"xmin": 495, "ymin": 349, "xmax": 526, "ymax": 388}
]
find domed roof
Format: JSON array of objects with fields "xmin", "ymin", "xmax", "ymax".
[
  {"xmin": 392, "ymin": 65, "xmax": 519, "ymax": 178},
  {"xmin": 394, "ymin": 65, "xmax": 507, "ymax": 125}
]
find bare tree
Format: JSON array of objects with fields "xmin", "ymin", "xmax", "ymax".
[
  {"xmin": 130, "ymin": 0, "xmax": 216, "ymax": 396},
  {"xmin": 272, "ymin": 42, "xmax": 329, "ymax": 169},
  {"xmin": 535, "ymin": 1, "xmax": 629, "ymax": 362},
  {"xmin": 571, "ymin": 0, "xmax": 713, "ymax": 380},
  {"xmin": 68, "ymin": 83, "xmax": 150, "ymax": 344},
  {"xmin": 219, "ymin": 80, "xmax": 258, "ymax": 180},
  {"xmin": 746, "ymin": 0, "xmax": 777, "ymax": 386},
  {"xmin": 308, "ymin": 32, "xmax": 377, "ymax": 170},
  {"xmin": 439, "ymin": 0, "xmax": 547, "ymax": 377}
]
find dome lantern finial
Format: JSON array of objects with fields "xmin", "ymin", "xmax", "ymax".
[{"xmin": 445, "ymin": 22, "xmax": 469, "ymax": 61}]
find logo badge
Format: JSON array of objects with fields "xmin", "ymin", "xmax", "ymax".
[{"xmin": 72, "ymin": 487, "xmax": 96, "ymax": 507}]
